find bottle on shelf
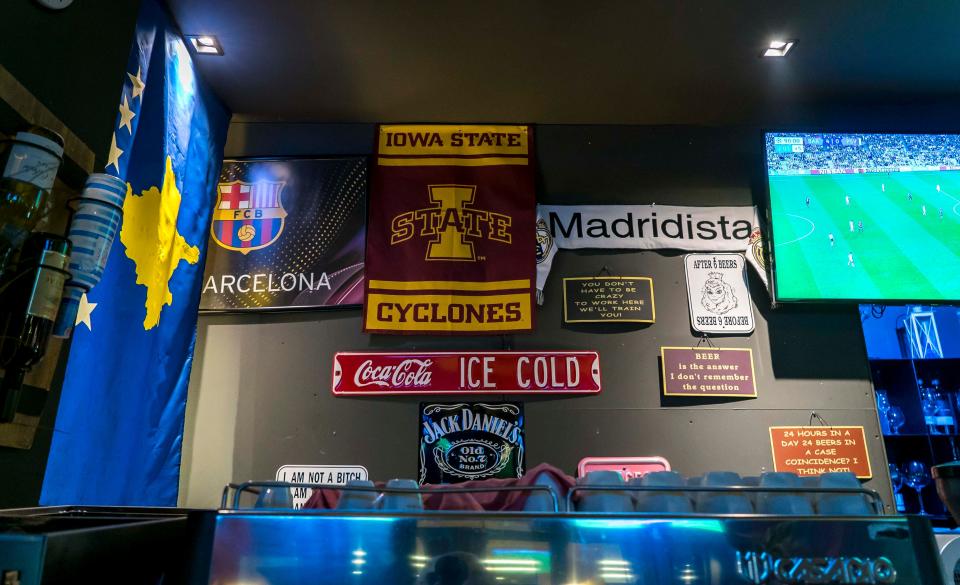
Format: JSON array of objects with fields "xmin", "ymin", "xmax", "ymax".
[
  {"xmin": 920, "ymin": 379, "xmax": 941, "ymax": 435},
  {"xmin": 887, "ymin": 405, "xmax": 905, "ymax": 435},
  {"xmin": 0, "ymin": 232, "xmax": 71, "ymax": 422},
  {"xmin": 875, "ymin": 388, "xmax": 891, "ymax": 434},
  {"xmin": 0, "ymin": 127, "xmax": 65, "ymax": 280},
  {"xmin": 932, "ymin": 379, "xmax": 956, "ymax": 435},
  {"xmin": 889, "ymin": 463, "xmax": 906, "ymax": 513}
]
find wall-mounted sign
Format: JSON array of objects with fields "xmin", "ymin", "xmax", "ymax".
[
  {"xmin": 419, "ymin": 402, "xmax": 524, "ymax": 484},
  {"xmin": 539, "ymin": 204, "xmax": 760, "ymax": 251},
  {"xmin": 200, "ymin": 158, "xmax": 366, "ymax": 311},
  {"xmin": 660, "ymin": 347, "xmax": 757, "ymax": 397},
  {"xmin": 332, "ymin": 351, "xmax": 601, "ymax": 395},
  {"xmin": 577, "ymin": 456, "xmax": 670, "ymax": 481},
  {"xmin": 769, "ymin": 426, "xmax": 872, "ymax": 479},
  {"xmin": 562, "ymin": 276, "xmax": 655, "ymax": 323},
  {"xmin": 535, "ymin": 204, "xmax": 764, "ymax": 303},
  {"xmin": 275, "ymin": 464, "xmax": 369, "ymax": 509},
  {"xmin": 363, "ymin": 124, "xmax": 536, "ymax": 335},
  {"xmin": 684, "ymin": 253, "xmax": 754, "ymax": 334}
]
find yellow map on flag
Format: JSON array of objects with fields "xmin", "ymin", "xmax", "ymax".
[{"xmin": 119, "ymin": 156, "xmax": 199, "ymax": 330}]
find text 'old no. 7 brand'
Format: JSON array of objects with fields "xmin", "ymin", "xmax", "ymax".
[{"xmin": 333, "ymin": 351, "xmax": 601, "ymax": 395}]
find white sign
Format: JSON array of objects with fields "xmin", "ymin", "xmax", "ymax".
[
  {"xmin": 276, "ymin": 464, "xmax": 369, "ymax": 509},
  {"xmin": 684, "ymin": 253, "xmax": 755, "ymax": 334}
]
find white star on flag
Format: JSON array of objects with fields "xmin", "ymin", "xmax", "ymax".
[
  {"xmin": 75, "ymin": 292, "xmax": 97, "ymax": 331},
  {"xmin": 107, "ymin": 133, "xmax": 124, "ymax": 172},
  {"xmin": 128, "ymin": 66, "xmax": 145, "ymax": 101},
  {"xmin": 118, "ymin": 95, "xmax": 136, "ymax": 133}
]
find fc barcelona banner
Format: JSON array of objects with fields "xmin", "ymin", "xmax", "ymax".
[
  {"xmin": 200, "ymin": 157, "xmax": 366, "ymax": 310},
  {"xmin": 364, "ymin": 124, "xmax": 536, "ymax": 334}
]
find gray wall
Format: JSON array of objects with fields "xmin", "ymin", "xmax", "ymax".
[{"xmin": 179, "ymin": 123, "xmax": 889, "ymax": 508}]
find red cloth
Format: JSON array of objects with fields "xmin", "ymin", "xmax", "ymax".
[{"xmin": 302, "ymin": 463, "xmax": 574, "ymax": 511}]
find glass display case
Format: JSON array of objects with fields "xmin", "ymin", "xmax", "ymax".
[
  {"xmin": 175, "ymin": 481, "xmax": 946, "ymax": 584},
  {"xmin": 862, "ymin": 304, "xmax": 960, "ymax": 525},
  {"xmin": 192, "ymin": 509, "xmax": 941, "ymax": 584}
]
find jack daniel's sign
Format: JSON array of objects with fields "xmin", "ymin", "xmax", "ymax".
[{"xmin": 419, "ymin": 402, "xmax": 524, "ymax": 484}]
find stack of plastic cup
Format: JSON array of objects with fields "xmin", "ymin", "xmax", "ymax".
[
  {"xmin": 53, "ymin": 173, "xmax": 127, "ymax": 337},
  {"xmin": 380, "ymin": 479, "xmax": 424, "ymax": 511}
]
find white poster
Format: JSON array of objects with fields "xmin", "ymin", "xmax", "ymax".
[
  {"xmin": 276, "ymin": 464, "xmax": 369, "ymax": 509},
  {"xmin": 684, "ymin": 253, "xmax": 755, "ymax": 334},
  {"xmin": 536, "ymin": 204, "xmax": 764, "ymax": 302}
]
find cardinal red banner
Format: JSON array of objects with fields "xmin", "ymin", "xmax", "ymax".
[{"xmin": 363, "ymin": 124, "xmax": 536, "ymax": 334}]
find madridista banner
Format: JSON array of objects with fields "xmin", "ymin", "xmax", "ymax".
[
  {"xmin": 539, "ymin": 204, "xmax": 760, "ymax": 251},
  {"xmin": 535, "ymin": 204, "xmax": 767, "ymax": 303},
  {"xmin": 364, "ymin": 124, "xmax": 536, "ymax": 334}
]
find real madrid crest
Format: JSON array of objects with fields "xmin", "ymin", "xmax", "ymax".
[
  {"xmin": 535, "ymin": 217, "xmax": 553, "ymax": 264},
  {"xmin": 211, "ymin": 180, "xmax": 287, "ymax": 254},
  {"xmin": 748, "ymin": 227, "xmax": 766, "ymax": 271}
]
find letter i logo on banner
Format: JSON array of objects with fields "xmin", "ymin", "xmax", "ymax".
[{"xmin": 364, "ymin": 124, "xmax": 537, "ymax": 335}]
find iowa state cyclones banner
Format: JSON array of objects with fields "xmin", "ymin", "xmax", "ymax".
[{"xmin": 364, "ymin": 124, "xmax": 536, "ymax": 334}]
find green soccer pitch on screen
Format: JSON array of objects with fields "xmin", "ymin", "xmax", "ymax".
[{"xmin": 765, "ymin": 132, "xmax": 960, "ymax": 302}]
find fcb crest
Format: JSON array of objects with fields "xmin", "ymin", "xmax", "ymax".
[{"xmin": 211, "ymin": 181, "xmax": 287, "ymax": 254}]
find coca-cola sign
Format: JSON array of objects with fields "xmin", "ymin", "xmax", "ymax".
[
  {"xmin": 353, "ymin": 358, "xmax": 434, "ymax": 388},
  {"xmin": 332, "ymin": 351, "xmax": 601, "ymax": 395}
]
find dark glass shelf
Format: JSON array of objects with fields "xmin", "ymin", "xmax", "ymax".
[
  {"xmin": 865, "ymin": 313, "xmax": 960, "ymax": 529},
  {"xmin": 871, "ymin": 357, "xmax": 960, "ymax": 363},
  {"xmin": 895, "ymin": 512, "xmax": 952, "ymax": 520},
  {"xmin": 884, "ymin": 433, "xmax": 960, "ymax": 438}
]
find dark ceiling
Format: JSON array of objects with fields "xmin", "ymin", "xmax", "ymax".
[
  {"xmin": 4, "ymin": 1, "xmax": 140, "ymax": 167},
  {"xmin": 167, "ymin": 1, "xmax": 960, "ymax": 125}
]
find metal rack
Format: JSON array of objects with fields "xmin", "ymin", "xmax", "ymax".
[{"xmin": 221, "ymin": 480, "xmax": 886, "ymax": 516}]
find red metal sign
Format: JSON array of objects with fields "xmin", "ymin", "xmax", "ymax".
[
  {"xmin": 332, "ymin": 351, "xmax": 601, "ymax": 395},
  {"xmin": 577, "ymin": 456, "xmax": 671, "ymax": 481}
]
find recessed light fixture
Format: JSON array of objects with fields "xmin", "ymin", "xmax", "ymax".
[
  {"xmin": 762, "ymin": 39, "xmax": 795, "ymax": 58},
  {"xmin": 187, "ymin": 35, "xmax": 223, "ymax": 56}
]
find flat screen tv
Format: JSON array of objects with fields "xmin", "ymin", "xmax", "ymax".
[{"xmin": 765, "ymin": 132, "xmax": 960, "ymax": 302}]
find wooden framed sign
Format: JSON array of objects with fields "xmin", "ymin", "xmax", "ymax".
[
  {"xmin": 562, "ymin": 276, "xmax": 655, "ymax": 323},
  {"xmin": 660, "ymin": 346, "xmax": 757, "ymax": 397},
  {"xmin": 769, "ymin": 426, "xmax": 872, "ymax": 479}
]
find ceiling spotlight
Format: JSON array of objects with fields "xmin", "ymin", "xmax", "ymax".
[
  {"xmin": 187, "ymin": 35, "xmax": 223, "ymax": 56},
  {"xmin": 762, "ymin": 39, "xmax": 795, "ymax": 58}
]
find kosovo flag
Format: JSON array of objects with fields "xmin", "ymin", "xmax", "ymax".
[{"xmin": 41, "ymin": 0, "xmax": 229, "ymax": 505}]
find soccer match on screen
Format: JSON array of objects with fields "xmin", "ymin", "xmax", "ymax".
[{"xmin": 766, "ymin": 132, "xmax": 960, "ymax": 302}]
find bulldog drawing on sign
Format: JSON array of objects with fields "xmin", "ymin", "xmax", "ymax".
[
  {"xmin": 684, "ymin": 253, "xmax": 755, "ymax": 335},
  {"xmin": 701, "ymin": 271, "xmax": 738, "ymax": 315}
]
